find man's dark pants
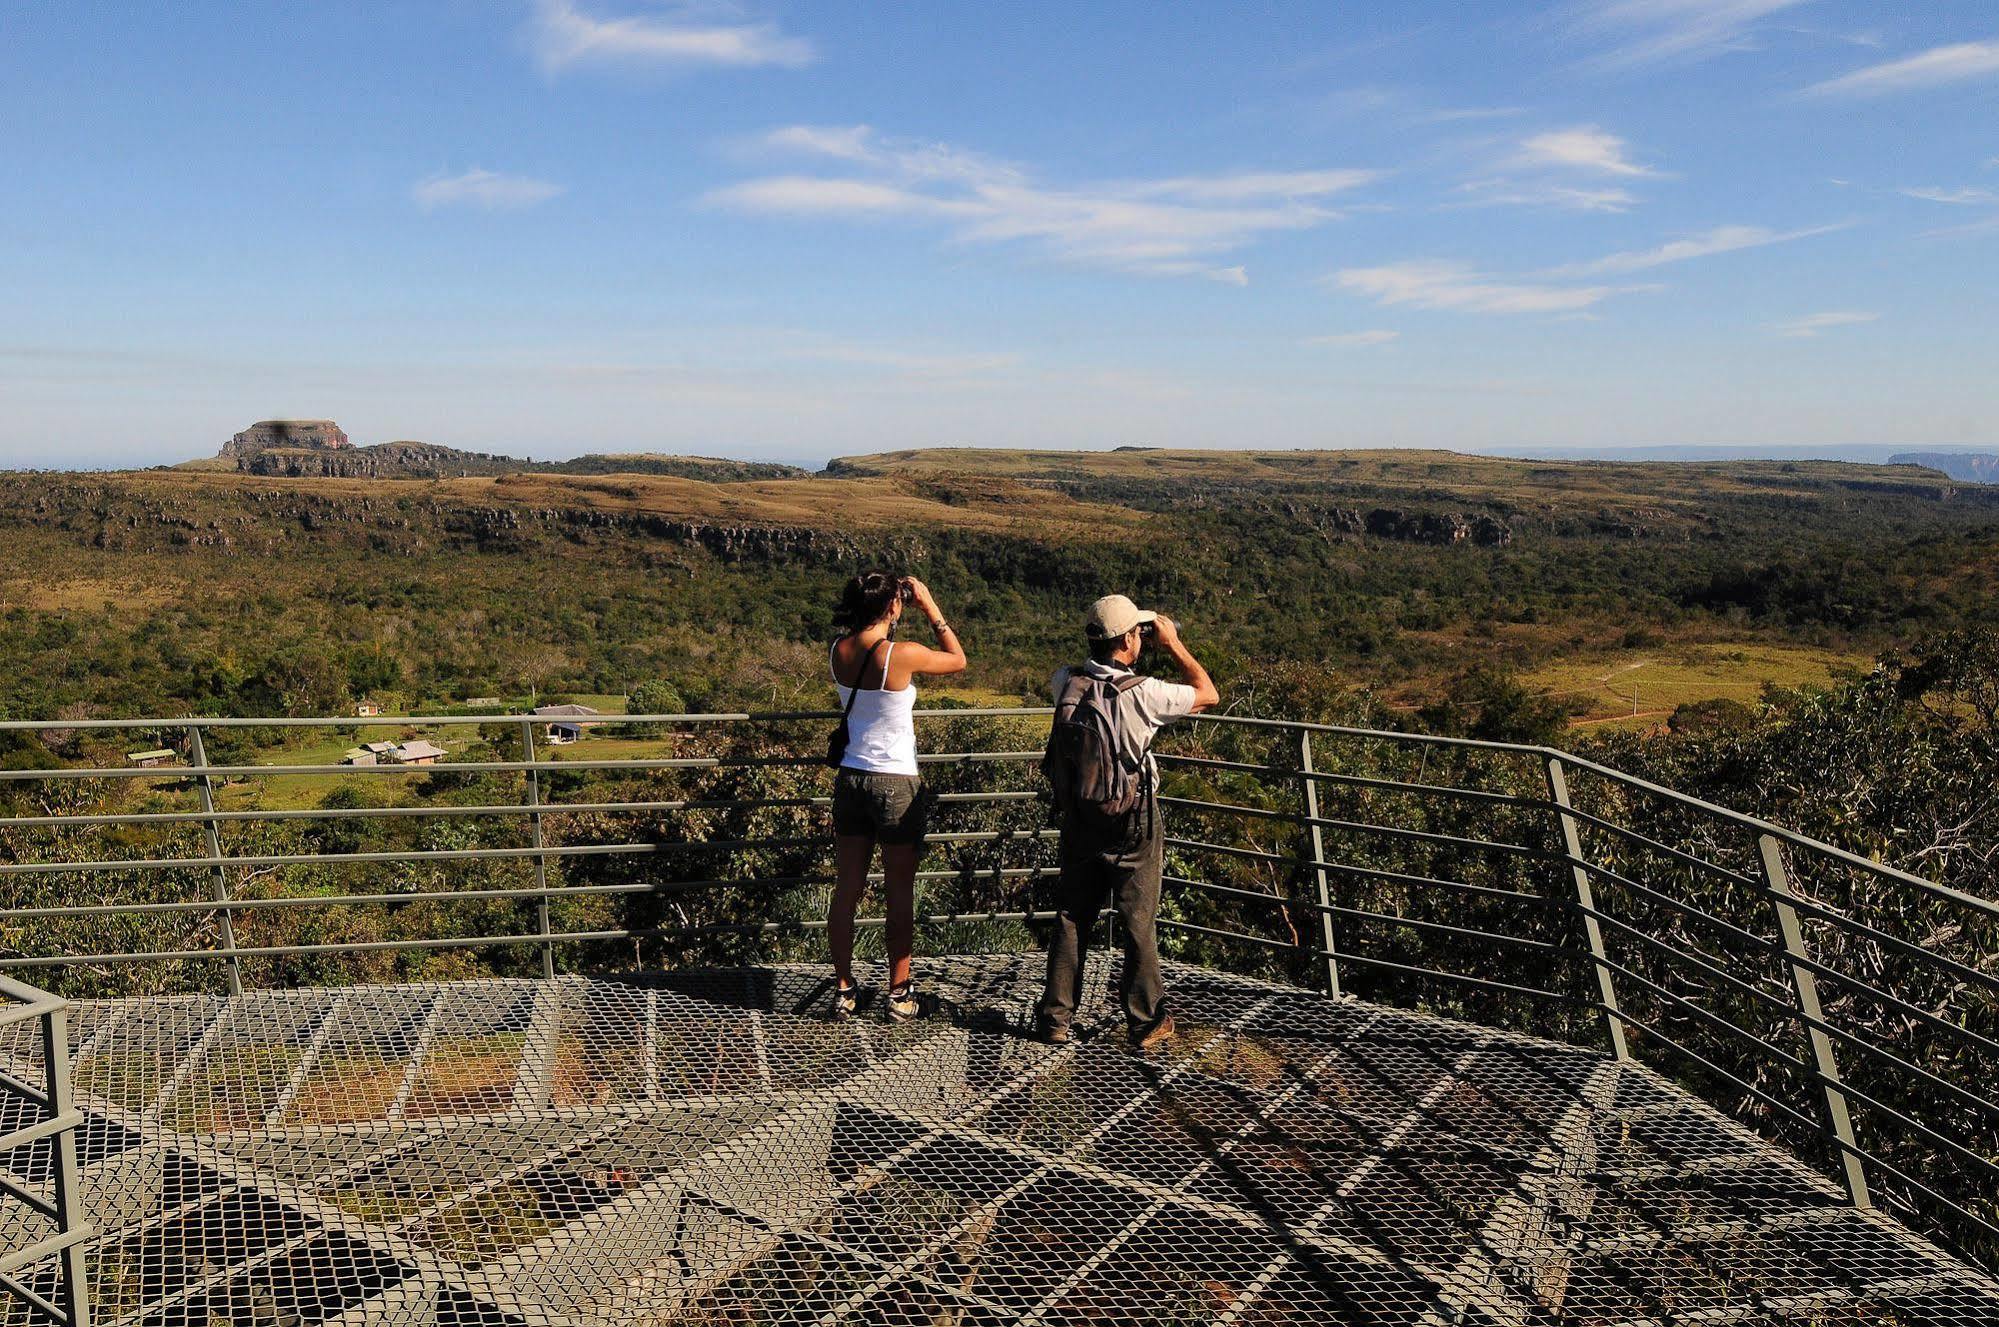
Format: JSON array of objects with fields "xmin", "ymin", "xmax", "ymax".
[{"xmin": 1036, "ymin": 802, "xmax": 1168, "ymax": 1038}]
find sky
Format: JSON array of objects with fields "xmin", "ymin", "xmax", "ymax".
[{"xmin": 2, "ymin": 1, "xmax": 1997, "ymax": 469}]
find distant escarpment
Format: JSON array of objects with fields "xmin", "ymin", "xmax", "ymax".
[
  {"xmin": 1890, "ymin": 452, "xmax": 1999, "ymax": 485},
  {"xmin": 245, "ymin": 441, "xmax": 522, "ymax": 479},
  {"xmin": 543, "ymin": 454, "xmax": 810, "ymax": 482},
  {"xmin": 9, "ymin": 478, "xmax": 887, "ymax": 565}
]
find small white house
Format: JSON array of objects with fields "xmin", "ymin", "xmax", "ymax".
[
  {"xmin": 342, "ymin": 748, "xmax": 377, "ymax": 767},
  {"xmin": 355, "ymin": 700, "xmax": 381, "ymax": 718},
  {"xmin": 534, "ymin": 703, "xmax": 602, "ymax": 744}
]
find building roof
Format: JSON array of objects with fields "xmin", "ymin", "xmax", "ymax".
[
  {"xmin": 125, "ymin": 748, "xmax": 177, "ymax": 762},
  {"xmin": 363, "ymin": 741, "xmax": 399, "ymax": 753},
  {"xmin": 395, "ymin": 740, "xmax": 448, "ymax": 760},
  {"xmin": 533, "ymin": 703, "xmax": 602, "ymax": 717}
]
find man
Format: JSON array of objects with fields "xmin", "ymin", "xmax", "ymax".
[{"xmin": 1034, "ymin": 594, "xmax": 1218, "ymax": 1049}]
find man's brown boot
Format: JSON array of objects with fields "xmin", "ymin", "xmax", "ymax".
[{"xmin": 1131, "ymin": 1014, "xmax": 1176, "ymax": 1051}]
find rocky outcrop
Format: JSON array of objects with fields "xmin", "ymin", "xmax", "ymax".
[
  {"xmin": 220, "ymin": 420, "xmax": 349, "ymax": 462},
  {"xmin": 1361, "ymin": 507, "xmax": 1512, "ymax": 547},
  {"xmin": 1887, "ymin": 452, "xmax": 1999, "ymax": 485},
  {"xmin": 244, "ymin": 442, "xmax": 521, "ymax": 479}
]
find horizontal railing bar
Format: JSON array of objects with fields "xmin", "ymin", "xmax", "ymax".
[
  {"xmin": 0, "ymin": 1267, "xmax": 73, "ymax": 1327},
  {"xmin": 0, "ymin": 881, "xmax": 659, "ymax": 920},
  {"xmin": 0, "ymin": 789, "xmax": 1041, "ymax": 830},
  {"xmin": 1161, "ymin": 872, "xmax": 1578, "ymax": 956},
  {"xmin": 1796, "ymin": 1068, "xmax": 1999, "ymax": 1179},
  {"xmin": 1603, "ymin": 1009, "xmax": 1825, "ymax": 1136},
  {"xmin": 0, "ymin": 908, "xmax": 1062, "ymax": 969},
  {"xmin": 1772, "ymin": 890, "xmax": 1999, "ymax": 1001},
  {"xmin": 0, "ymin": 826, "xmax": 1062, "ymax": 876},
  {"xmin": 1575, "ymin": 860, "xmax": 1782, "ymax": 956},
  {"xmin": 1160, "ymin": 795, "xmax": 1553, "ymax": 859},
  {"xmin": 1573, "ymin": 840, "xmax": 1999, "ymax": 1003},
  {"xmin": 1784, "ymin": 954, "xmax": 1999, "ymax": 1060},
  {"xmin": 1834, "ymin": 1144, "xmax": 1999, "ymax": 1246},
  {"xmin": 0, "ymin": 748, "xmax": 1046, "ymax": 783},
  {"xmin": 0, "ymin": 976, "xmax": 67, "ymax": 1018},
  {"xmin": 1590, "ymin": 952, "xmax": 1816, "ymax": 1077},
  {"xmin": 1814, "ymin": 1019, "xmax": 1999, "ymax": 1128},
  {"xmin": 0, "ymin": 1111, "xmax": 86, "ymax": 1155},
  {"xmin": 0, "ymin": 1224, "xmax": 93, "ymax": 1279},
  {"xmin": 1155, "ymin": 917, "xmax": 1310, "ymax": 953},
  {"xmin": 1576, "ymin": 899, "xmax": 1999, "ymax": 1107},
  {"xmin": 1331, "ymin": 951, "xmax": 1583, "ymax": 1003},
  {"xmin": 0, "ymin": 708, "xmax": 1057, "ymax": 732},
  {"xmin": 1315, "ymin": 860, "xmax": 1561, "ymax": 909},
  {"xmin": 1573, "ymin": 902, "xmax": 1797, "ymax": 1017},
  {"xmin": 1156, "ymin": 752, "xmax": 1544, "ymax": 808},
  {"xmin": 1187, "ymin": 711, "xmax": 1551, "ymax": 755},
  {"xmin": 0, "ymin": 863, "xmax": 1061, "ymax": 926},
  {"xmin": 1163, "ymin": 836, "xmax": 1557, "ymax": 907},
  {"xmin": 0, "ymin": 1168, "xmax": 61, "ymax": 1220},
  {"xmin": 1552, "ymin": 801, "xmax": 1764, "ymax": 891},
  {"xmin": 1554, "ymin": 754, "xmax": 1999, "ymax": 919}
]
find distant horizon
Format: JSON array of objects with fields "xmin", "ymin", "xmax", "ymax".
[
  {"xmin": 4, "ymin": 4, "xmax": 1997, "ymax": 469},
  {"xmin": 5, "ymin": 434, "xmax": 1996, "ymax": 478}
]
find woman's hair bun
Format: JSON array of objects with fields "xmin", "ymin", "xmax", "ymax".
[{"xmin": 833, "ymin": 570, "xmax": 902, "ymax": 630}]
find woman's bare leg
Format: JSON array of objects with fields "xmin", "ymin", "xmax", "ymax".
[
  {"xmin": 828, "ymin": 834, "xmax": 874, "ymax": 986},
  {"xmin": 880, "ymin": 841, "xmax": 919, "ymax": 992}
]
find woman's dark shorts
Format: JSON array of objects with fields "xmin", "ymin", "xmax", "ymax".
[{"xmin": 832, "ymin": 768, "xmax": 930, "ymax": 846}]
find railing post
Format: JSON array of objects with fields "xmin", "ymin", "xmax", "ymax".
[
  {"xmin": 1756, "ymin": 832, "xmax": 1870, "ymax": 1208},
  {"xmin": 41, "ymin": 1002, "xmax": 91, "ymax": 1327},
  {"xmin": 1296, "ymin": 730, "xmax": 1341, "ymax": 997},
  {"xmin": 186, "ymin": 725, "xmax": 243, "ymax": 997},
  {"xmin": 1544, "ymin": 756, "xmax": 1629, "ymax": 1060},
  {"xmin": 521, "ymin": 720, "xmax": 556, "ymax": 980}
]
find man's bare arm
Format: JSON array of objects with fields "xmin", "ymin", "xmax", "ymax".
[{"xmin": 1150, "ymin": 616, "xmax": 1218, "ymax": 712}]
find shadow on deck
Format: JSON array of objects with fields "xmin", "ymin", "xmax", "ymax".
[{"xmin": 4, "ymin": 954, "xmax": 1995, "ymax": 1327}]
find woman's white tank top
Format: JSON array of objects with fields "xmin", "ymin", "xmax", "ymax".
[{"xmin": 832, "ymin": 639, "xmax": 919, "ymax": 776}]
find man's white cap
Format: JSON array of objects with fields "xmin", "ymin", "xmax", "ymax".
[{"xmin": 1084, "ymin": 594, "xmax": 1157, "ymax": 640}]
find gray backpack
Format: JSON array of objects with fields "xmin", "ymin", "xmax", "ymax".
[{"xmin": 1042, "ymin": 671, "xmax": 1150, "ymax": 827}]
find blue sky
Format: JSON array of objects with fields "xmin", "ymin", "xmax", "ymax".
[{"xmin": 3, "ymin": 1, "xmax": 1997, "ymax": 469}]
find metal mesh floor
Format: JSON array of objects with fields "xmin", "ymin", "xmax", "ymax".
[{"xmin": 3, "ymin": 954, "xmax": 1995, "ymax": 1327}]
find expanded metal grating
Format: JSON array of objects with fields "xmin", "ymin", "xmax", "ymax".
[{"xmin": 2, "ymin": 953, "xmax": 1996, "ymax": 1327}]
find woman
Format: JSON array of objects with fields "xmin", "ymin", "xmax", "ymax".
[{"xmin": 826, "ymin": 571, "xmax": 965, "ymax": 1020}]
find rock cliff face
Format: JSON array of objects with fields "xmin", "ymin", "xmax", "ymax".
[
  {"xmin": 220, "ymin": 420, "xmax": 350, "ymax": 462},
  {"xmin": 1888, "ymin": 452, "xmax": 1999, "ymax": 485},
  {"xmin": 244, "ymin": 442, "xmax": 521, "ymax": 479}
]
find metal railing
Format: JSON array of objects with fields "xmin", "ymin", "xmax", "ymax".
[
  {"xmin": 0, "ymin": 707, "xmax": 1993, "ymax": 1272},
  {"xmin": 0, "ymin": 975, "xmax": 92, "ymax": 1327}
]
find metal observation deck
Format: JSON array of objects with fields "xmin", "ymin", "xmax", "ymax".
[{"xmin": 1, "ymin": 709, "xmax": 1995, "ymax": 1327}]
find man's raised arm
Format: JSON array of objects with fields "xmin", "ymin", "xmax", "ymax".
[{"xmin": 1150, "ymin": 616, "xmax": 1218, "ymax": 712}]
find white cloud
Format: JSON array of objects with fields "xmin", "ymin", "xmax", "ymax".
[
  {"xmin": 1455, "ymin": 179, "xmax": 1640, "ymax": 213},
  {"xmin": 1545, "ymin": 222, "xmax": 1847, "ymax": 276},
  {"xmin": 1307, "ymin": 330, "xmax": 1400, "ymax": 348},
  {"xmin": 1801, "ymin": 40, "xmax": 1999, "ymax": 98},
  {"xmin": 1899, "ymin": 186, "xmax": 1997, "ymax": 206},
  {"xmin": 1573, "ymin": 0, "xmax": 1813, "ymax": 70},
  {"xmin": 1771, "ymin": 310, "xmax": 1878, "ymax": 337},
  {"xmin": 413, "ymin": 168, "xmax": 563, "ymax": 211},
  {"xmin": 1333, "ymin": 261, "xmax": 1637, "ymax": 315},
  {"xmin": 1512, "ymin": 126, "xmax": 1659, "ymax": 176},
  {"xmin": 1127, "ymin": 169, "xmax": 1380, "ymax": 202},
  {"xmin": 530, "ymin": 0, "xmax": 813, "ymax": 73},
  {"xmin": 707, "ymin": 124, "xmax": 1378, "ymax": 280}
]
